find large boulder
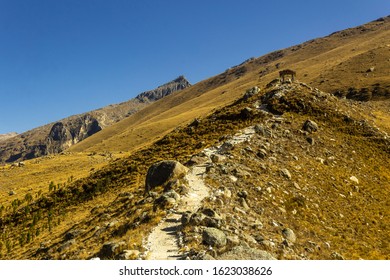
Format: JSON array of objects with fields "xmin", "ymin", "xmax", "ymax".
[
  {"xmin": 217, "ymin": 245, "xmax": 276, "ymax": 260},
  {"xmin": 145, "ymin": 160, "xmax": 188, "ymax": 193},
  {"xmin": 202, "ymin": 227, "xmax": 227, "ymax": 248},
  {"xmin": 99, "ymin": 241, "xmax": 126, "ymax": 259}
]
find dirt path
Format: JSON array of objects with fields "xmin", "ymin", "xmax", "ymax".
[
  {"xmin": 145, "ymin": 165, "xmax": 209, "ymax": 260},
  {"xmin": 144, "ymin": 126, "xmax": 256, "ymax": 260}
]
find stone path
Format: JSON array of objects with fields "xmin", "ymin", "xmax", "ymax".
[{"xmin": 144, "ymin": 126, "xmax": 256, "ymax": 260}]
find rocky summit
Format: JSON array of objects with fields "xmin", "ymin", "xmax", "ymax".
[{"xmin": 0, "ymin": 16, "xmax": 389, "ymax": 260}]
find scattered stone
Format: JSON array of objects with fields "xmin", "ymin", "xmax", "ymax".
[
  {"xmin": 145, "ymin": 160, "xmax": 188, "ymax": 193},
  {"xmin": 181, "ymin": 211, "xmax": 193, "ymax": 226},
  {"xmin": 217, "ymin": 245, "xmax": 276, "ymax": 260},
  {"xmin": 239, "ymin": 197, "xmax": 250, "ymax": 210},
  {"xmin": 256, "ymin": 149, "xmax": 268, "ymax": 159},
  {"xmin": 251, "ymin": 220, "xmax": 264, "ymax": 230},
  {"xmin": 210, "ymin": 154, "xmax": 226, "ymax": 163},
  {"xmin": 237, "ymin": 190, "xmax": 248, "ymax": 199},
  {"xmin": 302, "ymin": 120, "xmax": 318, "ymax": 133},
  {"xmin": 244, "ymin": 86, "xmax": 260, "ymax": 99},
  {"xmin": 366, "ymin": 67, "xmax": 375, "ymax": 72},
  {"xmin": 253, "ymin": 234, "xmax": 265, "ymax": 243},
  {"xmin": 254, "ymin": 125, "xmax": 272, "ymax": 137},
  {"xmin": 64, "ymin": 229, "xmax": 83, "ymax": 241},
  {"xmin": 106, "ymin": 219, "xmax": 119, "ymax": 228},
  {"xmin": 331, "ymin": 252, "xmax": 345, "ymax": 260},
  {"xmin": 228, "ymin": 175, "xmax": 238, "ymax": 182},
  {"xmin": 349, "ymin": 176, "xmax": 359, "ymax": 184},
  {"xmin": 215, "ymin": 187, "xmax": 232, "ymax": 199},
  {"xmin": 243, "ymin": 234, "xmax": 258, "ymax": 245},
  {"xmin": 99, "ymin": 213, "xmax": 111, "ymax": 222},
  {"xmin": 280, "ymin": 168, "xmax": 292, "ymax": 180},
  {"xmin": 306, "ymin": 137, "xmax": 315, "ymax": 145},
  {"xmin": 155, "ymin": 194, "xmax": 177, "ymax": 209},
  {"xmin": 187, "ymin": 155, "xmax": 208, "ymax": 166},
  {"xmin": 241, "ymin": 107, "xmax": 254, "ymax": 119},
  {"xmin": 99, "ymin": 241, "xmax": 126, "ymax": 259},
  {"xmin": 202, "ymin": 227, "xmax": 227, "ymax": 248},
  {"xmin": 8, "ymin": 190, "xmax": 16, "ymax": 196},
  {"xmin": 90, "ymin": 205, "xmax": 104, "ymax": 215},
  {"xmin": 201, "ymin": 208, "xmax": 220, "ymax": 218},
  {"xmin": 226, "ymin": 235, "xmax": 240, "ymax": 246},
  {"xmin": 282, "ymin": 228, "xmax": 296, "ymax": 243},
  {"xmin": 233, "ymin": 207, "xmax": 247, "ymax": 215},
  {"xmin": 118, "ymin": 250, "xmax": 140, "ymax": 260},
  {"xmin": 325, "ymin": 156, "xmax": 335, "ymax": 165},
  {"xmin": 201, "ymin": 254, "xmax": 216, "ymax": 260},
  {"xmin": 293, "ymin": 182, "xmax": 300, "ymax": 189},
  {"xmin": 219, "ymin": 142, "xmax": 234, "ymax": 153},
  {"xmin": 233, "ymin": 167, "xmax": 252, "ymax": 178},
  {"xmin": 260, "ymin": 240, "xmax": 276, "ymax": 249},
  {"xmin": 58, "ymin": 239, "xmax": 76, "ymax": 253}
]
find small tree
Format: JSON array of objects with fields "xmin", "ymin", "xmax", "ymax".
[
  {"xmin": 24, "ymin": 193, "xmax": 33, "ymax": 204},
  {"xmin": 48, "ymin": 181, "xmax": 55, "ymax": 192}
]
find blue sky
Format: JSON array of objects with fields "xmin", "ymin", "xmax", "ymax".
[{"xmin": 0, "ymin": 0, "xmax": 389, "ymax": 134}]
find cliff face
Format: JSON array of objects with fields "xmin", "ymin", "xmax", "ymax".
[
  {"xmin": 46, "ymin": 115, "xmax": 102, "ymax": 154},
  {"xmin": 136, "ymin": 76, "xmax": 191, "ymax": 102},
  {"xmin": 0, "ymin": 76, "xmax": 191, "ymax": 163}
]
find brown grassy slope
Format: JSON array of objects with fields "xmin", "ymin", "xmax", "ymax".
[
  {"xmin": 1, "ymin": 16, "xmax": 389, "ymax": 259},
  {"xmin": 70, "ymin": 16, "xmax": 390, "ymax": 154},
  {"xmin": 2, "ymin": 81, "xmax": 388, "ymax": 260}
]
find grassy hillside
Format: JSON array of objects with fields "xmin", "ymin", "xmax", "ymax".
[
  {"xmin": 70, "ymin": 16, "xmax": 390, "ymax": 154},
  {"xmin": 0, "ymin": 16, "xmax": 389, "ymax": 260}
]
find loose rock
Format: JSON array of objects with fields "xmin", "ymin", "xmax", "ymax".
[
  {"xmin": 282, "ymin": 228, "xmax": 296, "ymax": 243},
  {"xmin": 302, "ymin": 120, "xmax": 318, "ymax": 133},
  {"xmin": 202, "ymin": 227, "xmax": 227, "ymax": 247},
  {"xmin": 280, "ymin": 168, "xmax": 292, "ymax": 180}
]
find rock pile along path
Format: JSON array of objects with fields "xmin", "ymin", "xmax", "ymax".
[{"xmin": 145, "ymin": 126, "xmax": 256, "ymax": 260}]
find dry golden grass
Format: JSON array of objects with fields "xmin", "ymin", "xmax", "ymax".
[
  {"xmin": 1, "ymin": 16, "xmax": 389, "ymax": 259},
  {"xmin": 0, "ymin": 152, "xmax": 126, "ymax": 209},
  {"xmin": 69, "ymin": 17, "xmax": 390, "ymax": 155}
]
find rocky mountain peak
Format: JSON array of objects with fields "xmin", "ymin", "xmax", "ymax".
[{"xmin": 136, "ymin": 76, "xmax": 191, "ymax": 102}]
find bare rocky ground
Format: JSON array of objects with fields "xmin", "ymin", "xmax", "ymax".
[{"xmin": 144, "ymin": 126, "xmax": 258, "ymax": 259}]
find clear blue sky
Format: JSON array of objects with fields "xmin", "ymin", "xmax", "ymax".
[{"xmin": 0, "ymin": 0, "xmax": 388, "ymax": 134}]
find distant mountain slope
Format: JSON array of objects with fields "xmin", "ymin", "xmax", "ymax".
[
  {"xmin": 0, "ymin": 76, "xmax": 190, "ymax": 163},
  {"xmin": 0, "ymin": 132, "xmax": 18, "ymax": 143},
  {"xmin": 70, "ymin": 16, "xmax": 390, "ymax": 154}
]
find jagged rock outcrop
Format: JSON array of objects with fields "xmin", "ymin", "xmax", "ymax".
[
  {"xmin": 0, "ymin": 76, "xmax": 191, "ymax": 163},
  {"xmin": 46, "ymin": 115, "xmax": 102, "ymax": 154},
  {"xmin": 136, "ymin": 76, "xmax": 191, "ymax": 102}
]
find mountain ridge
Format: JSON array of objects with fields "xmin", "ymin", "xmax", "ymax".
[
  {"xmin": 0, "ymin": 76, "xmax": 191, "ymax": 163},
  {"xmin": 69, "ymin": 15, "xmax": 390, "ymax": 155}
]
